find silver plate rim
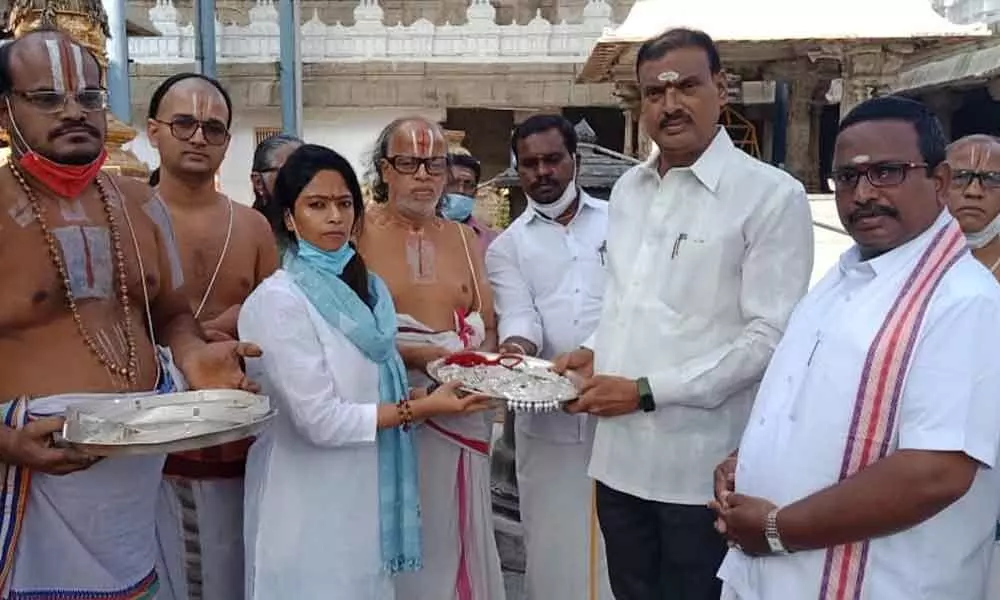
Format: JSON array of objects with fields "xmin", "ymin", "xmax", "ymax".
[
  {"xmin": 61, "ymin": 410, "xmax": 277, "ymax": 457},
  {"xmin": 426, "ymin": 351, "xmax": 579, "ymax": 411},
  {"xmin": 60, "ymin": 390, "xmax": 276, "ymax": 457}
]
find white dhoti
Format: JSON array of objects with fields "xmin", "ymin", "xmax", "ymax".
[
  {"xmin": 0, "ymin": 354, "xmax": 182, "ymax": 599},
  {"xmin": 515, "ymin": 414, "xmax": 612, "ymax": 600},
  {"xmin": 154, "ymin": 477, "xmax": 244, "ymax": 600},
  {"xmin": 394, "ymin": 313, "xmax": 506, "ymax": 600}
]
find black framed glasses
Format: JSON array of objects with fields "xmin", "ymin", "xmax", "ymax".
[
  {"xmin": 951, "ymin": 169, "xmax": 1000, "ymax": 190},
  {"xmin": 11, "ymin": 89, "xmax": 107, "ymax": 114},
  {"xmin": 385, "ymin": 155, "xmax": 447, "ymax": 176},
  {"xmin": 154, "ymin": 116, "xmax": 230, "ymax": 146},
  {"xmin": 829, "ymin": 161, "xmax": 928, "ymax": 190}
]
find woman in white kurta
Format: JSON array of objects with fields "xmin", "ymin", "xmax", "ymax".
[{"xmin": 237, "ymin": 144, "xmax": 489, "ymax": 599}]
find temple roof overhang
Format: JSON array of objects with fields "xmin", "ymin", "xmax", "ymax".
[
  {"xmin": 891, "ymin": 36, "xmax": 1000, "ymax": 94},
  {"xmin": 580, "ymin": 0, "xmax": 989, "ymax": 83}
]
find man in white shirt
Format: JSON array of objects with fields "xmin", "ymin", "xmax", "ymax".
[
  {"xmin": 486, "ymin": 114, "xmax": 613, "ymax": 600},
  {"xmin": 553, "ymin": 28, "xmax": 814, "ymax": 600},
  {"xmin": 944, "ymin": 134, "xmax": 1000, "ymax": 600},
  {"xmin": 712, "ymin": 96, "xmax": 1000, "ymax": 600}
]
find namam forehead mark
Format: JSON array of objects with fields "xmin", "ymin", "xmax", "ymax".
[
  {"xmin": 12, "ymin": 34, "xmax": 94, "ymax": 93},
  {"xmin": 958, "ymin": 140, "xmax": 1000, "ymax": 170},
  {"xmin": 391, "ymin": 120, "xmax": 445, "ymax": 158},
  {"xmin": 43, "ymin": 37, "xmax": 86, "ymax": 93},
  {"xmin": 161, "ymin": 78, "xmax": 228, "ymax": 122}
]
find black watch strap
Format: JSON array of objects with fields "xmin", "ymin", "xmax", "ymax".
[{"xmin": 637, "ymin": 377, "xmax": 655, "ymax": 412}]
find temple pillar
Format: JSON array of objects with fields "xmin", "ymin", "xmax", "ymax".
[
  {"xmin": 623, "ymin": 111, "xmax": 635, "ymax": 158},
  {"xmin": 613, "ymin": 81, "xmax": 645, "ymax": 157},
  {"xmin": 786, "ymin": 78, "xmax": 816, "ymax": 189},
  {"xmin": 839, "ymin": 77, "xmax": 874, "ymax": 121},
  {"xmin": 763, "ymin": 60, "xmax": 824, "ymax": 191},
  {"xmin": 840, "ymin": 44, "xmax": 908, "ymax": 121}
]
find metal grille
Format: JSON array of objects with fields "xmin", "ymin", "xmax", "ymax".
[{"xmin": 253, "ymin": 127, "xmax": 282, "ymax": 147}]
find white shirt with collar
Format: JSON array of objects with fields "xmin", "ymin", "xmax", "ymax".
[
  {"xmin": 586, "ymin": 127, "xmax": 814, "ymax": 504},
  {"xmin": 718, "ymin": 210, "xmax": 1000, "ymax": 600},
  {"xmin": 486, "ymin": 190, "xmax": 608, "ymax": 442}
]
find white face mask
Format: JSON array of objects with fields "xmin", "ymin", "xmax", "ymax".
[
  {"xmin": 525, "ymin": 164, "xmax": 578, "ymax": 220},
  {"xmin": 966, "ymin": 212, "xmax": 1000, "ymax": 249}
]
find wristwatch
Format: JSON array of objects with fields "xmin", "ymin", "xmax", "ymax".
[
  {"xmin": 636, "ymin": 377, "xmax": 655, "ymax": 412},
  {"xmin": 765, "ymin": 508, "xmax": 790, "ymax": 555}
]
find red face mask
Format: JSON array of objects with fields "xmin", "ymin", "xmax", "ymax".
[{"xmin": 17, "ymin": 149, "xmax": 107, "ymax": 199}]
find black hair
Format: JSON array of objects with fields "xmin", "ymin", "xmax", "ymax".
[
  {"xmin": 839, "ymin": 96, "xmax": 947, "ymax": 169},
  {"xmin": 146, "ymin": 72, "xmax": 234, "ymax": 128},
  {"xmin": 273, "ymin": 144, "xmax": 372, "ymax": 307},
  {"xmin": 365, "ymin": 116, "xmax": 445, "ymax": 203},
  {"xmin": 635, "ymin": 28, "xmax": 722, "ymax": 78},
  {"xmin": 148, "ymin": 167, "xmax": 160, "ymax": 187},
  {"xmin": 0, "ymin": 28, "xmax": 103, "ymax": 95},
  {"xmin": 448, "ymin": 153, "xmax": 481, "ymax": 183},
  {"xmin": 510, "ymin": 114, "xmax": 578, "ymax": 162}
]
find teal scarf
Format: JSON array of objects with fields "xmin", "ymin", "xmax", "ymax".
[{"xmin": 286, "ymin": 239, "xmax": 422, "ymax": 573}]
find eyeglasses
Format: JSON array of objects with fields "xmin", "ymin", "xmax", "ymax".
[
  {"xmin": 951, "ymin": 169, "xmax": 1000, "ymax": 190},
  {"xmin": 385, "ymin": 155, "xmax": 447, "ymax": 176},
  {"xmin": 11, "ymin": 89, "xmax": 107, "ymax": 114},
  {"xmin": 154, "ymin": 116, "xmax": 230, "ymax": 146},
  {"xmin": 829, "ymin": 161, "xmax": 928, "ymax": 190}
]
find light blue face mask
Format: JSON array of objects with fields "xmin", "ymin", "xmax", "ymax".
[
  {"xmin": 441, "ymin": 193, "xmax": 476, "ymax": 222},
  {"xmin": 296, "ymin": 237, "xmax": 356, "ymax": 276}
]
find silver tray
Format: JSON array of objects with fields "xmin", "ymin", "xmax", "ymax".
[
  {"xmin": 60, "ymin": 390, "xmax": 276, "ymax": 457},
  {"xmin": 427, "ymin": 352, "xmax": 580, "ymax": 413}
]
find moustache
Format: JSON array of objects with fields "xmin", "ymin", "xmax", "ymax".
[
  {"xmin": 50, "ymin": 123, "xmax": 100, "ymax": 140},
  {"xmin": 531, "ymin": 178, "xmax": 557, "ymax": 191},
  {"xmin": 659, "ymin": 113, "xmax": 690, "ymax": 129},
  {"xmin": 848, "ymin": 203, "xmax": 899, "ymax": 224}
]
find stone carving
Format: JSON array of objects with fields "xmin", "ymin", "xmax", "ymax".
[{"xmin": 130, "ymin": 0, "xmax": 617, "ymax": 64}]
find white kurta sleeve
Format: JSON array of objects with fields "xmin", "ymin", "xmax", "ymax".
[
  {"xmin": 486, "ymin": 232, "xmax": 544, "ymax": 350},
  {"xmin": 898, "ymin": 294, "xmax": 1000, "ymax": 468},
  {"xmin": 238, "ymin": 283, "xmax": 379, "ymax": 448},
  {"xmin": 647, "ymin": 181, "xmax": 814, "ymax": 408}
]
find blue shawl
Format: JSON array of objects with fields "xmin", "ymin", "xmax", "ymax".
[{"xmin": 286, "ymin": 247, "xmax": 422, "ymax": 574}]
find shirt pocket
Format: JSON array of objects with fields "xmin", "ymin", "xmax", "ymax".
[
  {"xmin": 657, "ymin": 232, "xmax": 734, "ymax": 318},
  {"xmin": 582, "ymin": 240, "xmax": 609, "ymax": 300}
]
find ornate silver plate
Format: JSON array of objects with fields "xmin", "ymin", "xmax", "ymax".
[
  {"xmin": 427, "ymin": 352, "xmax": 580, "ymax": 413},
  {"xmin": 60, "ymin": 390, "xmax": 276, "ymax": 457}
]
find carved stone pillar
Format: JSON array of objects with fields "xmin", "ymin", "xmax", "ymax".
[
  {"xmin": 840, "ymin": 44, "xmax": 909, "ymax": 121},
  {"xmin": 766, "ymin": 60, "xmax": 824, "ymax": 192},
  {"xmin": 623, "ymin": 111, "xmax": 635, "ymax": 157},
  {"xmin": 839, "ymin": 77, "xmax": 874, "ymax": 121},
  {"xmin": 785, "ymin": 78, "xmax": 817, "ymax": 190},
  {"xmin": 614, "ymin": 81, "xmax": 647, "ymax": 157}
]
